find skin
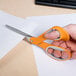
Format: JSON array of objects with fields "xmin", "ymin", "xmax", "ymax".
[{"xmin": 45, "ymin": 24, "xmax": 76, "ymax": 59}]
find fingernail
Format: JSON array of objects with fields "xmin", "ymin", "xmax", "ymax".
[
  {"xmin": 54, "ymin": 50, "xmax": 61, "ymax": 57},
  {"xmin": 47, "ymin": 48, "xmax": 53, "ymax": 54},
  {"xmin": 62, "ymin": 51, "xmax": 68, "ymax": 59}
]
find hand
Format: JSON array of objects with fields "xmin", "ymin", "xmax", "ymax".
[{"xmin": 45, "ymin": 24, "xmax": 76, "ymax": 59}]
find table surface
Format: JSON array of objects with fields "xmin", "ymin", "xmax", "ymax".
[{"xmin": 0, "ymin": 0, "xmax": 76, "ymax": 76}]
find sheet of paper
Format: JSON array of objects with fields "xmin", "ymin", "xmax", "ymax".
[
  {"xmin": 0, "ymin": 11, "xmax": 26, "ymax": 59},
  {"xmin": 24, "ymin": 14, "xmax": 76, "ymax": 76},
  {"xmin": 7, "ymin": 13, "xmax": 76, "ymax": 76}
]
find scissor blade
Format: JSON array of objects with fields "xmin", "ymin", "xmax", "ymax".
[{"xmin": 6, "ymin": 25, "xmax": 32, "ymax": 37}]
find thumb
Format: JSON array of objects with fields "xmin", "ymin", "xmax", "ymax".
[{"xmin": 44, "ymin": 30, "xmax": 60, "ymax": 40}]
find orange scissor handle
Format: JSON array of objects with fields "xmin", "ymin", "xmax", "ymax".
[
  {"xmin": 30, "ymin": 26, "xmax": 70, "ymax": 44},
  {"xmin": 30, "ymin": 26, "xmax": 71, "ymax": 61},
  {"xmin": 51, "ymin": 26, "xmax": 70, "ymax": 41},
  {"xmin": 37, "ymin": 26, "xmax": 70, "ymax": 41},
  {"xmin": 38, "ymin": 42, "xmax": 71, "ymax": 61}
]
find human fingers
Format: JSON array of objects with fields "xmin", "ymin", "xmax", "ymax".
[
  {"xmin": 66, "ymin": 41, "xmax": 76, "ymax": 52},
  {"xmin": 44, "ymin": 30, "xmax": 59, "ymax": 40}
]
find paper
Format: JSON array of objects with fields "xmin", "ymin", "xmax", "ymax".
[
  {"xmin": 4, "ymin": 12, "xmax": 76, "ymax": 76},
  {"xmin": 0, "ymin": 11, "xmax": 25, "ymax": 59},
  {"xmin": 24, "ymin": 14, "xmax": 76, "ymax": 76}
]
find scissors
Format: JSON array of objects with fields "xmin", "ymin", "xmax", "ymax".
[{"xmin": 6, "ymin": 25, "xmax": 72, "ymax": 61}]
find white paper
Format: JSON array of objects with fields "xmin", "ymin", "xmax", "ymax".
[
  {"xmin": 0, "ymin": 11, "xmax": 25, "ymax": 59},
  {"xmin": 7, "ymin": 13, "xmax": 76, "ymax": 76},
  {"xmin": 24, "ymin": 14, "xmax": 76, "ymax": 76}
]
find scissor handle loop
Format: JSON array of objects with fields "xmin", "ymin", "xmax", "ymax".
[
  {"xmin": 50, "ymin": 26, "xmax": 70, "ymax": 41},
  {"xmin": 46, "ymin": 45, "xmax": 71, "ymax": 61}
]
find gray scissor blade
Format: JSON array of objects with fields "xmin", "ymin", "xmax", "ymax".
[{"xmin": 6, "ymin": 25, "xmax": 32, "ymax": 37}]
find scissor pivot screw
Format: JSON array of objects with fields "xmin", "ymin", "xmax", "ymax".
[{"xmin": 31, "ymin": 40, "xmax": 33, "ymax": 42}]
